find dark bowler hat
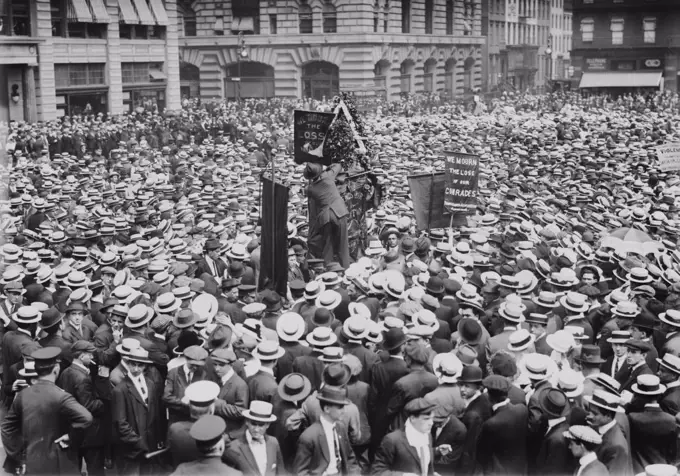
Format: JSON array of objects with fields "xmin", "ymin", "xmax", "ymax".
[
  {"xmin": 40, "ymin": 307, "xmax": 64, "ymax": 329},
  {"xmin": 317, "ymin": 385, "xmax": 350, "ymax": 406},
  {"xmin": 539, "ymin": 388, "xmax": 568, "ymax": 419},
  {"xmin": 204, "ymin": 239, "xmax": 220, "ymax": 251},
  {"xmin": 323, "ymin": 363, "xmax": 351, "ymax": 387},
  {"xmin": 190, "ymin": 415, "xmax": 226, "ymax": 448},
  {"xmin": 278, "ymin": 373, "xmax": 312, "ymax": 403},
  {"xmin": 458, "ymin": 365, "xmax": 483, "ymax": 383},
  {"xmin": 576, "ymin": 344, "xmax": 605, "ymax": 365},
  {"xmin": 382, "ymin": 328, "xmax": 406, "ymax": 351}
]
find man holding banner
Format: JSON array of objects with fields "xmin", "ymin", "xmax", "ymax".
[{"xmin": 304, "ymin": 162, "xmax": 350, "ymax": 268}]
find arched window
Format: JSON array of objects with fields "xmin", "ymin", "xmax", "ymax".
[
  {"xmin": 299, "ymin": 1, "xmax": 313, "ymax": 33},
  {"xmin": 322, "ymin": 1, "xmax": 337, "ymax": 33}
]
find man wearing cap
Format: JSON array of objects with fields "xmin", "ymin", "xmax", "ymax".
[
  {"xmin": 373, "ymin": 397, "xmax": 436, "ymax": 476},
  {"xmin": 164, "ymin": 344, "xmax": 209, "ymax": 425},
  {"xmin": 218, "ymin": 279, "xmax": 246, "ymax": 325},
  {"xmin": 563, "ymin": 425, "xmax": 608, "ymax": 476},
  {"xmin": 196, "ymin": 239, "xmax": 226, "ymax": 287},
  {"xmin": 620, "ymin": 339, "xmax": 653, "ymax": 398},
  {"xmin": 293, "ymin": 385, "xmax": 358, "ymax": 476},
  {"xmin": 111, "ymin": 347, "xmax": 165, "ymax": 475},
  {"xmin": 627, "ymin": 375, "xmax": 676, "ymax": 472},
  {"xmin": 476, "ymin": 375, "xmax": 529, "ymax": 475},
  {"xmin": 223, "ymin": 401, "xmax": 285, "ymax": 476},
  {"xmin": 1, "ymin": 347, "xmax": 93, "ymax": 475},
  {"xmin": 211, "ymin": 348, "xmax": 249, "ymax": 435},
  {"xmin": 170, "ymin": 415, "xmax": 243, "ymax": 476},
  {"xmin": 62, "ymin": 301, "xmax": 98, "ymax": 345},
  {"xmin": 167, "ymin": 380, "xmax": 221, "ymax": 468},
  {"xmin": 57, "ymin": 340, "xmax": 107, "ymax": 476}
]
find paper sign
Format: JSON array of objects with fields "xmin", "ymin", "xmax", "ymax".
[
  {"xmin": 293, "ymin": 110, "xmax": 335, "ymax": 165},
  {"xmin": 657, "ymin": 143, "xmax": 680, "ymax": 172},
  {"xmin": 444, "ymin": 151, "xmax": 480, "ymax": 213}
]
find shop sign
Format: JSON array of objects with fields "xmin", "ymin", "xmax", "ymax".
[{"xmin": 585, "ymin": 58, "xmax": 607, "ymax": 71}]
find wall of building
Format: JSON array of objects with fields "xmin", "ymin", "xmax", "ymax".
[{"xmin": 180, "ymin": 0, "xmax": 485, "ymax": 101}]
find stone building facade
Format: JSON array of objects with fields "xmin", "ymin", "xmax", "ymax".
[
  {"xmin": 0, "ymin": 0, "xmax": 181, "ymax": 122},
  {"xmin": 178, "ymin": 0, "xmax": 485, "ymax": 101}
]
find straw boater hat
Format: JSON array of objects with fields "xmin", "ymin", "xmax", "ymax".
[{"xmin": 242, "ymin": 401, "xmax": 277, "ymax": 423}]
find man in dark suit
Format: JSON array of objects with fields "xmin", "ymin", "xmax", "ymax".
[
  {"xmin": 304, "ymin": 162, "xmax": 350, "ymax": 267},
  {"xmin": 56, "ymin": 340, "xmax": 107, "ymax": 476},
  {"xmin": 163, "ymin": 345, "xmax": 208, "ymax": 425},
  {"xmin": 1, "ymin": 347, "xmax": 93, "ymax": 475},
  {"xmin": 386, "ymin": 343, "xmax": 438, "ymax": 432},
  {"xmin": 248, "ymin": 341, "xmax": 283, "ymax": 403},
  {"xmin": 563, "ymin": 425, "xmax": 610, "ymax": 476},
  {"xmin": 340, "ymin": 317, "xmax": 380, "ymax": 384},
  {"xmin": 211, "ymin": 348, "xmax": 249, "ymax": 435},
  {"xmin": 584, "ymin": 389, "xmax": 632, "ymax": 476},
  {"xmin": 429, "ymin": 400, "xmax": 466, "ymax": 475},
  {"xmin": 195, "ymin": 239, "xmax": 227, "ymax": 283},
  {"xmin": 534, "ymin": 388, "xmax": 573, "ymax": 475},
  {"xmin": 171, "ymin": 415, "xmax": 243, "ymax": 476},
  {"xmin": 620, "ymin": 339, "xmax": 653, "ymax": 398},
  {"xmin": 123, "ymin": 303, "xmax": 170, "ymax": 371},
  {"xmin": 627, "ymin": 374, "xmax": 677, "ymax": 472},
  {"xmin": 368, "ymin": 328, "xmax": 408, "ymax": 456},
  {"xmin": 275, "ymin": 312, "xmax": 312, "ymax": 379},
  {"xmin": 657, "ymin": 353, "xmax": 680, "ymax": 415},
  {"xmin": 601, "ymin": 330, "xmax": 631, "ymax": 382},
  {"xmin": 2, "ymin": 306, "xmax": 40, "ymax": 405},
  {"xmin": 223, "ymin": 401, "xmax": 285, "ymax": 476},
  {"xmin": 293, "ymin": 385, "xmax": 359, "ymax": 476},
  {"xmin": 458, "ymin": 365, "xmax": 491, "ymax": 475},
  {"xmin": 373, "ymin": 398, "xmax": 436, "ymax": 476},
  {"xmin": 61, "ymin": 302, "xmax": 99, "ymax": 345},
  {"xmin": 476, "ymin": 375, "xmax": 529, "ymax": 476},
  {"xmin": 294, "ymin": 327, "xmax": 337, "ymax": 391},
  {"xmin": 111, "ymin": 347, "xmax": 166, "ymax": 476},
  {"xmin": 167, "ymin": 380, "xmax": 221, "ymax": 469}
]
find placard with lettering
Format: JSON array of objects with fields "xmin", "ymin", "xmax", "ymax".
[
  {"xmin": 444, "ymin": 151, "xmax": 480, "ymax": 213},
  {"xmin": 339, "ymin": 171, "xmax": 381, "ymax": 260},
  {"xmin": 293, "ymin": 110, "xmax": 336, "ymax": 165},
  {"xmin": 657, "ymin": 143, "xmax": 680, "ymax": 172}
]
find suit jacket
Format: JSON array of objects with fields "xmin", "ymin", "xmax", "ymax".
[
  {"xmin": 215, "ymin": 371, "xmax": 249, "ymax": 434},
  {"xmin": 171, "ymin": 456, "xmax": 243, "ymax": 476},
  {"xmin": 223, "ymin": 432, "xmax": 285, "ymax": 476},
  {"xmin": 628, "ymin": 406, "xmax": 677, "ymax": 472},
  {"xmin": 293, "ymin": 420, "xmax": 358, "ymax": 476},
  {"xmin": 56, "ymin": 363, "xmax": 106, "ymax": 447},
  {"xmin": 293, "ymin": 354, "xmax": 325, "ymax": 391},
  {"xmin": 579, "ymin": 459, "xmax": 610, "ymax": 476},
  {"xmin": 485, "ymin": 328, "xmax": 515, "ymax": 363},
  {"xmin": 1, "ymin": 380, "xmax": 93, "ymax": 475},
  {"xmin": 195, "ymin": 257, "xmax": 227, "ymax": 280},
  {"xmin": 167, "ymin": 420, "xmax": 201, "ymax": 468},
  {"xmin": 424, "ymin": 384, "xmax": 466, "ymax": 419},
  {"xmin": 476, "ymin": 403, "xmax": 529, "ymax": 476},
  {"xmin": 620, "ymin": 362, "xmax": 653, "ymax": 393},
  {"xmin": 111, "ymin": 375, "xmax": 165, "ymax": 460},
  {"xmin": 163, "ymin": 365, "xmax": 207, "ymax": 424},
  {"xmin": 277, "ymin": 342, "xmax": 312, "ymax": 380},
  {"xmin": 368, "ymin": 355, "xmax": 409, "ymax": 443},
  {"xmin": 534, "ymin": 419, "xmax": 572, "ymax": 475},
  {"xmin": 596, "ymin": 421, "xmax": 633, "ymax": 476},
  {"xmin": 306, "ymin": 164, "xmax": 349, "ymax": 226},
  {"xmin": 659, "ymin": 384, "xmax": 680, "ymax": 415},
  {"xmin": 601, "ymin": 354, "xmax": 631, "ymax": 382},
  {"xmin": 432, "ymin": 416, "xmax": 466, "ymax": 475},
  {"xmin": 61, "ymin": 319, "xmax": 99, "ymax": 345},
  {"xmin": 39, "ymin": 333, "xmax": 73, "ymax": 366},
  {"xmin": 126, "ymin": 331, "xmax": 170, "ymax": 369},
  {"xmin": 247, "ymin": 369, "xmax": 278, "ymax": 403},
  {"xmin": 386, "ymin": 368, "xmax": 439, "ymax": 431},
  {"xmin": 534, "ymin": 334, "xmax": 552, "ymax": 356},
  {"xmin": 343, "ymin": 343, "xmax": 379, "ymax": 383},
  {"xmin": 460, "ymin": 393, "xmax": 492, "ymax": 475},
  {"xmin": 372, "ymin": 429, "xmax": 434, "ymax": 476}
]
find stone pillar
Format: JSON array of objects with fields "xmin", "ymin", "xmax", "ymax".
[
  {"xmin": 23, "ymin": 66, "xmax": 37, "ymax": 122},
  {"xmin": 165, "ymin": 0, "xmax": 181, "ymax": 111},
  {"xmin": 106, "ymin": 0, "xmax": 123, "ymax": 115}
]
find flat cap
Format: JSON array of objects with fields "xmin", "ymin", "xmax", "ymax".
[
  {"xmin": 625, "ymin": 339, "xmax": 652, "ymax": 352},
  {"xmin": 404, "ymin": 397, "xmax": 437, "ymax": 416},
  {"xmin": 31, "ymin": 346, "xmax": 61, "ymax": 367},
  {"xmin": 211, "ymin": 348, "xmax": 237, "ymax": 364},
  {"xmin": 71, "ymin": 340, "xmax": 96, "ymax": 354},
  {"xmin": 482, "ymin": 374, "xmax": 511, "ymax": 393},
  {"xmin": 183, "ymin": 345, "xmax": 208, "ymax": 364}
]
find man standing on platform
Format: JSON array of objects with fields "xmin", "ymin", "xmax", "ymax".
[{"xmin": 304, "ymin": 162, "xmax": 350, "ymax": 268}]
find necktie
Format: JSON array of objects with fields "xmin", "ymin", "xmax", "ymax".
[
  {"xmin": 418, "ymin": 446, "xmax": 428, "ymax": 476},
  {"xmin": 332, "ymin": 426, "xmax": 343, "ymax": 468},
  {"xmin": 138, "ymin": 378, "xmax": 147, "ymax": 403},
  {"xmin": 187, "ymin": 371, "xmax": 193, "ymax": 382},
  {"xmin": 612, "ymin": 357, "xmax": 619, "ymax": 377}
]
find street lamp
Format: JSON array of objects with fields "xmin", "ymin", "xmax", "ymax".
[
  {"xmin": 545, "ymin": 46, "xmax": 552, "ymax": 91},
  {"xmin": 236, "ymin": 32, "xmax": 248, "ymax": 102}
]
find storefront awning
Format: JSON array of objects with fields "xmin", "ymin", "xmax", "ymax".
[
  {"xmin": 68, "ymin": 0, "xmax": 93, "ymax": 23},
  {"xmin": 579, "ymin": 71, "xmax": 663, "ymax": 89},
  {"xmin": 149, "ymin": 69, "xmax": 166, "ymax": 81},
  {"xmin": 132, "ymin": 0, "xmax": 156, "ymax": 25},
  {"xmin": 148, "ymin": 0, "xmax": 169, "ymax": 26},
  {"xmin": 88, "ymin": 0, "xmax": 111, "ymax": 23},
  {"xmin": 118, "ymin": 0, "xmax": 139, "ymax": 24}
]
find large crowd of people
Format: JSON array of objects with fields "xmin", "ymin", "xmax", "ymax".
[{"xmin": 0, "ymin": 89, "xmax": 679, "ymax": 476}]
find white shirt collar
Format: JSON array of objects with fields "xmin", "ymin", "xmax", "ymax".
[
  {"xmin": 547, "ymin": 416, "xmax": 566, "ymax": 432},
  {"xmin": 259, "ymin": 366, "xmax": 275, "ymax": 376},
  {"xmin": 597, "ymin": 419, "xmax": 617, "ymax": 436},
  {"xmin": 465, "ymin": 390, "xmax": 482, "ymax": 406},
  {"xmin": 220, "ymin": 368, "xmax": 234, "ymax": 386},
  {"xmin": 492, "ymin": 398, "xmax": 510, "ymax": 413},
  {"xmin": 578, "ymin": 452, "xmax": 597, "ymax": 470},
  {"xmin": 404, "ymin": 418, "xmax": 430, "ymax": 449},
  {"xmin": 667, "ymin": 380, "xmax": 680, "ymax": 389}
]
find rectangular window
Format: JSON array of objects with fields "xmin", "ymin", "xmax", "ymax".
[
  {"xmin": 55, "ymin": 63, "xmax": 106, "ymax": 88},
  {"xmin": 581, "ymin": 17, "xmax": 594, "ymax": 42},
  {"xmin": 643, "ymin": 17, "xmax": 656, "ymax": 44},
  {"xmin": 269, "ymin": 14, "xmax": 277, "ymax": 34},
  {"xmin": 322, "ymin": 8, "xmax": 337, "ymax": 33},
  {"xmin": 2, "ymin": 0, "xmax": 32, "ymax": 36},
  {"xmin": 401, "ymin": 0, "xmax": 410, "ymax": 33},
  {"xmin": 424, "ymin": 0, "xmax": 433, "ymax": 34},
  {"xmin": 184, "ymin": 15, "xmax": 196, "ymax": 36},
  {"xmin": 446, "ymin": 0, "xmax": 453, "ymax": 35},
  {"xmin": 610, "ymin": 17, "xmax": 624, "ymax": 45},
  {"xmin": 374, "ymin": 11, "xmax": 379, "ymax": 32},
  {"xmin": 299, "ymin": 5, "xmax": 313, "ymax": 33}
]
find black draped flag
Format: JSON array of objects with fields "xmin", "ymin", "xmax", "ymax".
[{"xmin": 259, "ymin": 175, "xmax": 289, "ymax": 296}]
